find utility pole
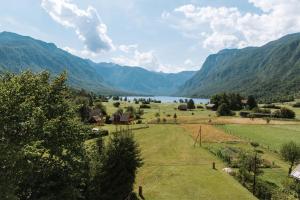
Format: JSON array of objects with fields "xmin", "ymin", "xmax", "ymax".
[{"xmin": 199, "ymin": 126, "xmax": 202, "ymax": 147}]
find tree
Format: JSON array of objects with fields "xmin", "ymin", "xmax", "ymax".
[
  {"xmin": 78, "ymin": 102, "xmax": 91, "ymax": 122},
  {"xmin": 247, "ymin": 95, "xmax": 257, "ymax": 110},
  {"xmin": 126, "ymin": 106, "xmax": 136, "ymax": 118},
  {"xmin": 238, "ymin": 151, "xmax": 263, "ymax": 194},
  {"xmin": 216, "ymin": 103, "xmax": 233, "ymax": 116},
  {"xmin": 0, "ymin": 71, "xmax": 88, "ymax": 199},
  {"xmin": 228, "ymin": 93, "xmax": 243, "ymax": 111},
  {"xmin": 273, "ymin": 107, "xmax": 295, "ymax": 119},
  {"xmin": 210, "ymin": 93, "xmax": 243, "ymax": 111},
  {"xmin": 94, "ymin": 102, "xmax": 107, "ymax": 115},
  {"xmin": 280, "ymin": 141, "xmax": 300, "ymax": 174},
  {"xmin": 173, "ymin": 113, "xmax": 177, "ymax": 123},
  {"xmin": 89, "ymin": 130, "xmax": 143, "ymax": 200},
  {"xmin": 187, "ymin": 99, "xmax": 195, "ymax": 109}
]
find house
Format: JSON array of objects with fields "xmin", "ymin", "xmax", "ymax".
[
  {"xmin": 88, "ymin": 116, "xmax": 103, "ymax": 124},
  {"xmin": 88, "ymin": 108, "xmax": 104, "ymax": 124},
  {"xmin": 206, "ymin": 104, "xmax": 216, "ymax": 110},
  {"xmin": 241, "ymin": 99, "xmax": 248, "ymax": 105},
  {"xmin": 290, "ymin": 164, "xmax": 300, "ymax": 181},
  {"xmin": 178, "ymin": 104, "xmax": 188, "ymax": 111},
  {"xmin": 110, "ymin": 112, "xmax": 133, "ymax": 125}
]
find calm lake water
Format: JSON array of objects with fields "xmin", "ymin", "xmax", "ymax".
[{"xmin": 126, "ymin": 96, "xmax": 209, "ymax": 104}]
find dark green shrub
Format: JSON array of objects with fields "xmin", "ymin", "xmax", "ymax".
[
  {"xmin": 140, "ymin": 104, "xmax": 151, "ymax": 109},
  {"xmin": 113, "ymin": 102, "xmax": 120, "ymax": 107},
  {"xmin": 273, "ymin": 107, "xmax": 295, "ymax": 119},
  {"xmin": 217, "ymin": 103, "xmax": 234, "ymax": 116},
  {"xmin": 262, "ymin": 104, "xmax": 281, "ymax": 109},
  {"xmin": 240, "ymin": 111, "xmax": 250, "ymax": 118},
  {"xmin": 293, "ymin": 102, "xmax": 300, "ymax": 108}
]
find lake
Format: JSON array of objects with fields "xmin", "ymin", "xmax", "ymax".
[{"xmin": 125, "ymin": 96, "xmax": 209, "ymax": 104}]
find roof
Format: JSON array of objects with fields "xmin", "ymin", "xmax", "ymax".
[
  {"xmin": 120, "ymin": 113, "xmax": 132, "ymax": 122},
  {"xmin": 206, "ymin": 104, "xmax": 215, "ymax": 108},
  {"xmin": 241, "ymin": 100, "xmax": 248, "ymax": 104},
  {"xmin": 89, "ymin": 116, "xmax": 103, "ymax": 123},
  {"xmin": 291, "ymin": 164, "xmax": 300, "ymax": 180}
]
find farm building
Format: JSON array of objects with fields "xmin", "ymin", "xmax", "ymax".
[
  {"xmin": 110, "ymin": 112, "xmax": 133, "ymax": 124},
  {"xmin": 178, "ymin": 104, "xmax": 188, "ymax": 111},
  {"xmin": 291, "ymin": 164, "xmax": 300, "ymax": 181},
  {"xmin": 88, "ymin": 115, "xmax": 103, "ymax": 124},
  {"xmin": 206, "ymin": 104, "xmax": 216, "ymax": 110}
]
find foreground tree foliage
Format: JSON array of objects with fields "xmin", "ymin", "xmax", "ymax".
[
  {"xmin": 0, "ymin": 71, "xmax": 88, "ymax": 199},
  {"xmin": 88, "ymin": 131, "xmax": 143, "ymax": 200},
  {"xmin": 0, "ymin": 71, "xmax": 142, "ymax": 200}
]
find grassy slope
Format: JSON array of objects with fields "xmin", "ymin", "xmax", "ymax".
[{"xmin": 133, "ymin": 125, "xmax": 256, "ymax": 200}]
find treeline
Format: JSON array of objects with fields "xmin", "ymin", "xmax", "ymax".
[
  {"xmin": 210, "ymin": 93, "xmax": 296, "ymax": 119},
  {"xmin": 0, "ymin": 71, "xmax": 142, "ymax": 200}
]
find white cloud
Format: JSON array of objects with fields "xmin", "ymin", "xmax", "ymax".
[
  {"xmin": 163, "ymin": 0, "xmax": 300, "ymax": 52},
  {"xmin": 112, "ymin": 49, "xmax": 159, "ymax": 70},
  {"xmin": 41, "ymin": 0, "xmax": 114, "ymax": 53},
  {"xmin": 184, "ymin": 59, "xmax": 194, "ymax": 66},
  {"xmin": 112, "ymin": 47, "xmax": 193, "ymax": 72},
  {"xmin": 118, "ymin": 44, "xmax": 138, "ymax": 53}
]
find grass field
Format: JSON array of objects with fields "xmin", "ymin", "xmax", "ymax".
[
  {"xmin": 91, "ymin": 100, "xmax": 300, "ymax": 199},
  {"xmin": 216, "ymin": 124, "xmax": 300, "ymax": 151},
  {"xmin": 133, "ymin": 125, "xmax": 256, "ymax": 200}
]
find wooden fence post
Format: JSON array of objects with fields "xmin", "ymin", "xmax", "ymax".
[{"xmin": 139, "ymin": 186, "xmax": 145, "ymax": 199}]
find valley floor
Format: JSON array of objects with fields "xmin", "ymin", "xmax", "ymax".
[
  {"xmin": 92, "ymin": 101, "xmax": 300, "ymax": 199},
  {"xmin": 133, "ymin": 124, "xmax": 255, "ymax": 200}
]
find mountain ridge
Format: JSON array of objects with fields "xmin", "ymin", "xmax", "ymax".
[
  {"xmin": 0, "ymin": 31, "xmax": 195, "ymax": 95},
  {"xmin": 179, "ymin": 33, "xmax": 300, "ymax": 101}
]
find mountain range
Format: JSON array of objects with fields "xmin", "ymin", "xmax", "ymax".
[
  {"xmin": 1, "ymin": 31, "xmax": 300, "ymax": 100},
  {"xmin": 179, "ymin": 33, "xmax": 300, "ymax": 101},
  {"xmin": 0, "ymin": 31, "xmax": 195, "ymax": 96}
]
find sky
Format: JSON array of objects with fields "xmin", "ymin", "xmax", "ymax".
[{"xmin": 1, "ymin": 0, "xmax": 300, "ymax": 73}]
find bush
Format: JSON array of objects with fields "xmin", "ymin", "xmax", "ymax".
[
  {"xmin": 140, "ymin": 104, "xmax": 151, "ymax": 109},
  {"xmin": 293, "ymin": 102, "xmax": 300, "ymax": 108},
  {"xmin": 197, "ymin": 105, "xmax": 204, "ymax": 109},
  {"xmin": 248, "ymin": 113, "xmax": 272, "ymax": 118},
  {"xmin": 272, "ymin": 107, "xmax": 295, "ymax": 119},
  {"xmin": 261, "ymin": 104, "xmax": 281, "ymax": 109},
  {"xmin": 113, "ymin": 102, "xmax": 121, "ymax": 108},
  {"xmin": 240, "ymin": 111, "xmax": 250, "ymax": 118},
  {"xmin": 217, "ymin": 103, "xmax": 234, "ymax": 116}
]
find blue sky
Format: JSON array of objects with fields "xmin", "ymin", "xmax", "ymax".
[{"xmin": 1, "ymin": 0, "xmax": 300, "ymax": 72}]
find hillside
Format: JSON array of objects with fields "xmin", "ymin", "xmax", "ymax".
[
  {"xmin": 0, "ymin": 31, "xmax": 123, "ymax": 94},
  {"xmin": 179, "ymin": 33, "xmax": 300, "ymax": 101},
  {"xmin": 92, "ymin": 62, "xmax": 195, "ymax": 95},
  {"xmin": 0, "ymin": 31, "xmax": 194, "ymax": 96}
]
